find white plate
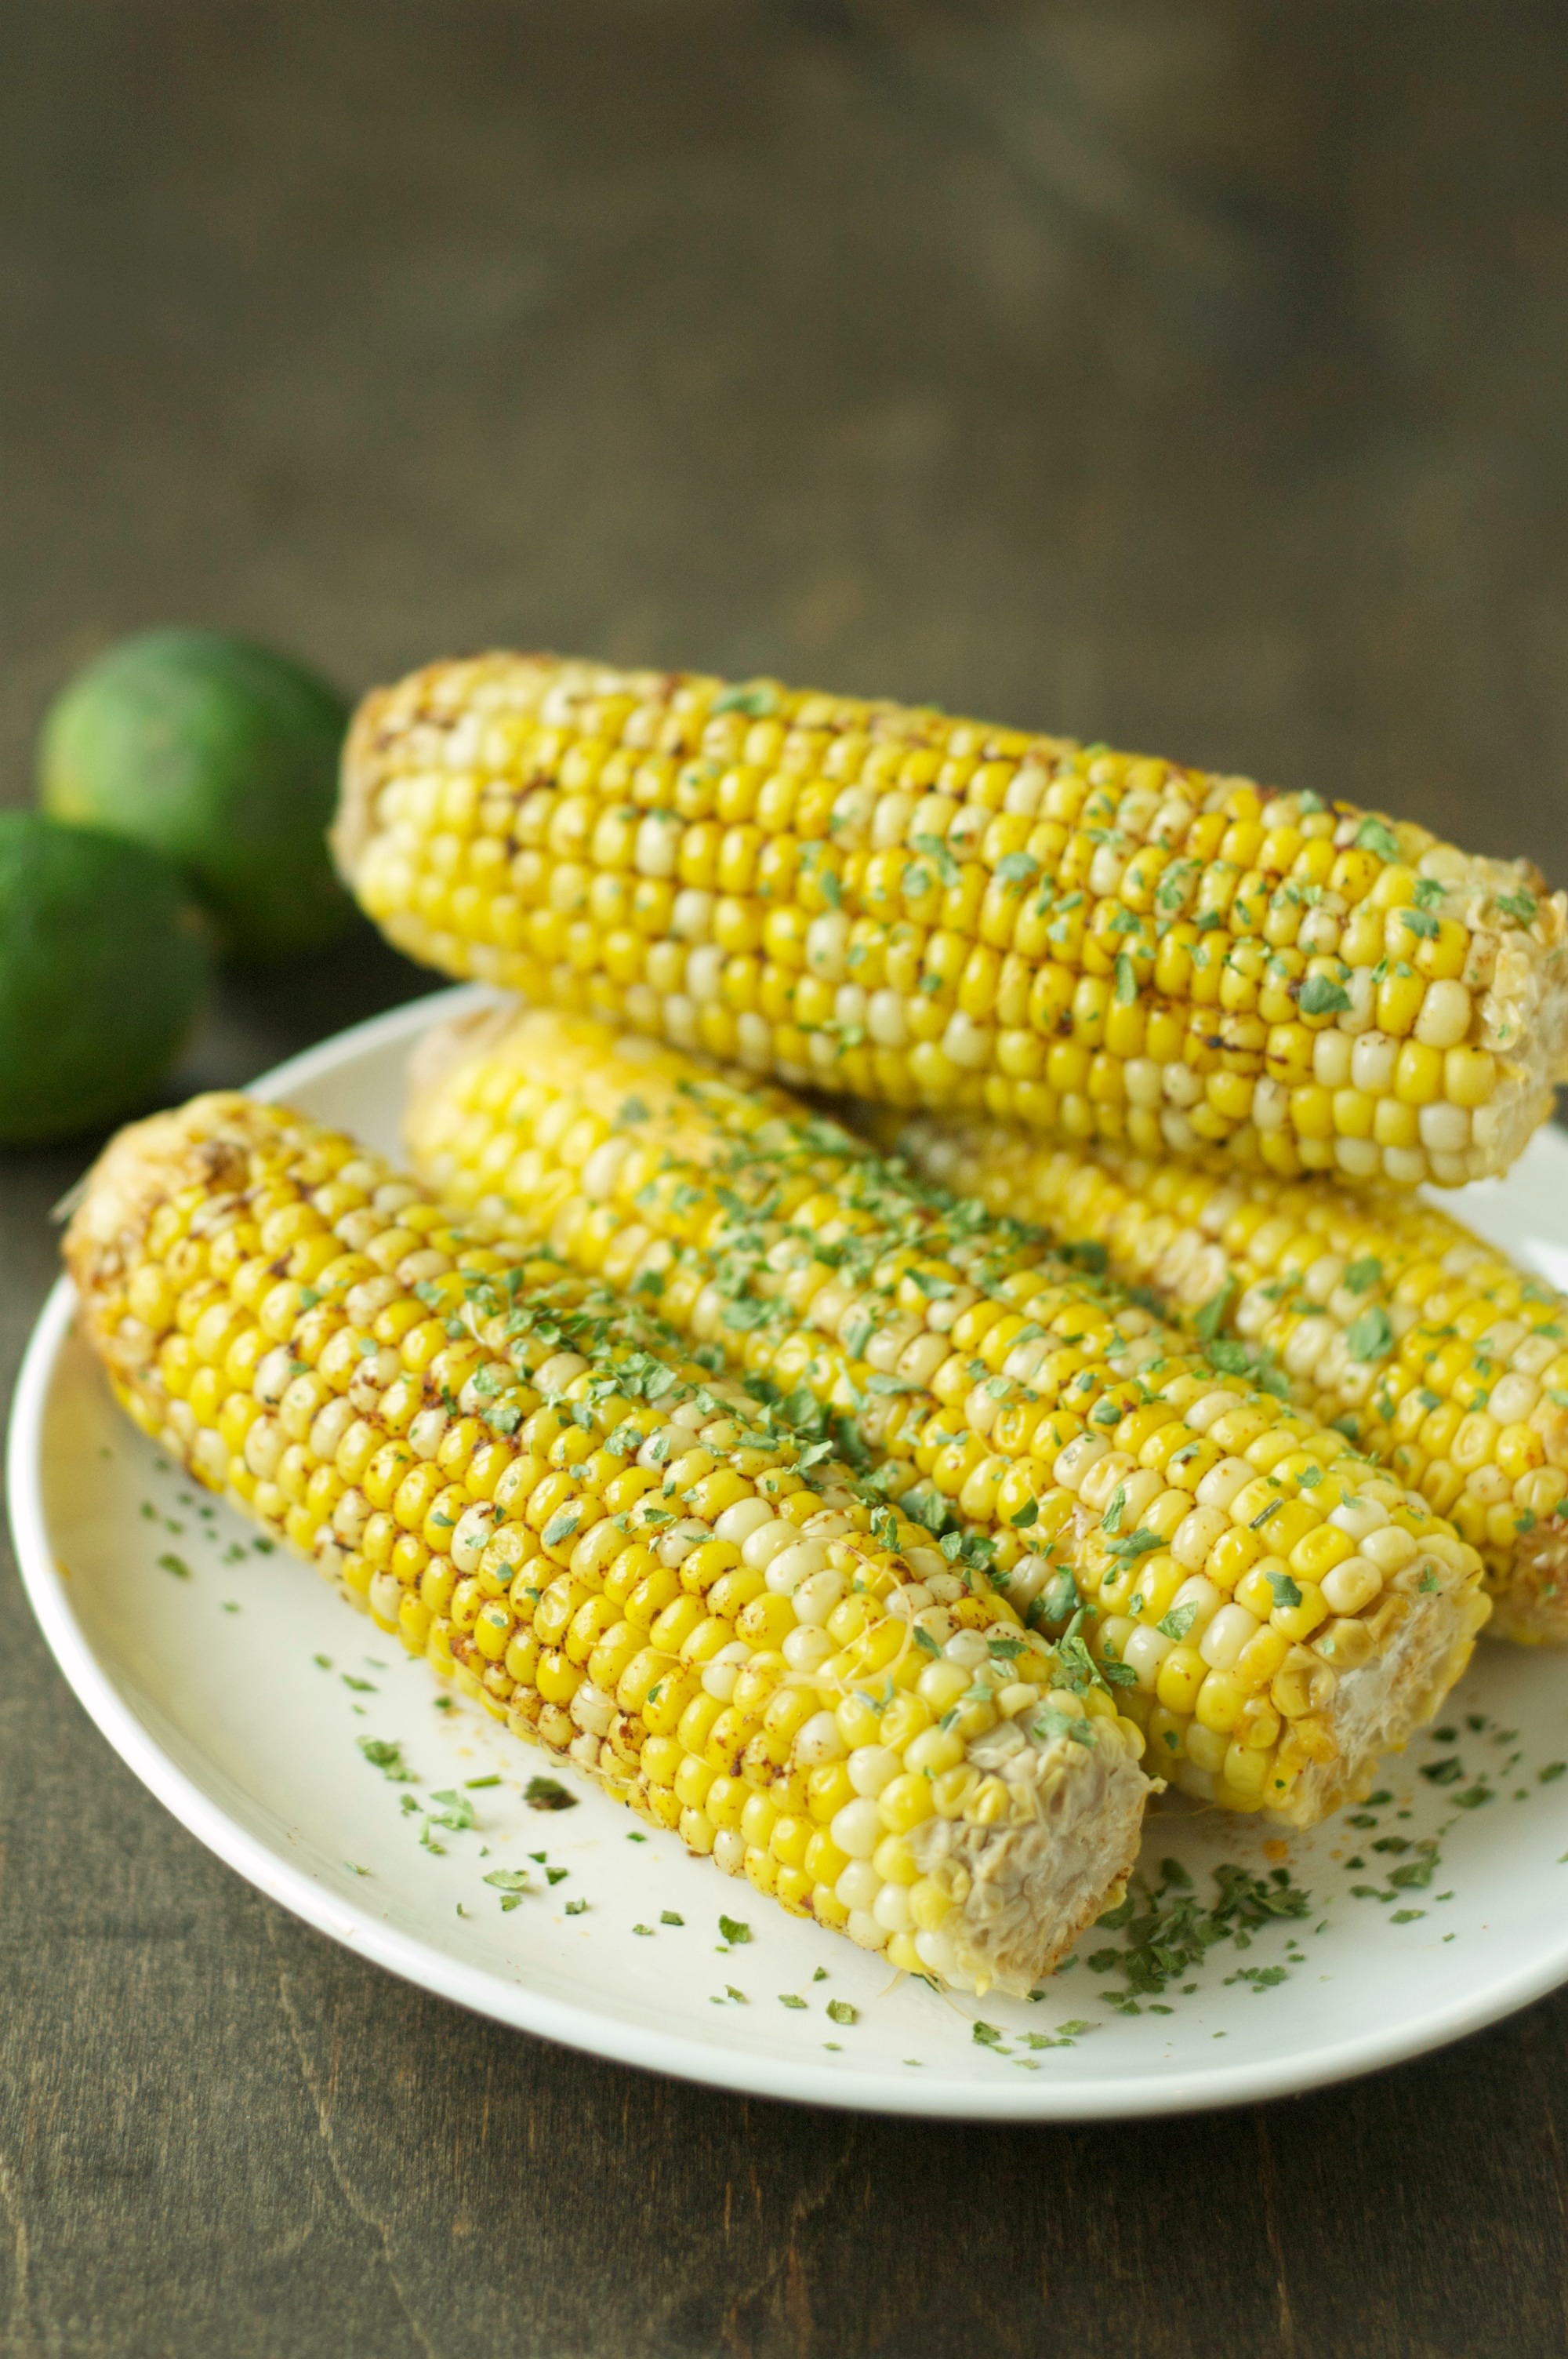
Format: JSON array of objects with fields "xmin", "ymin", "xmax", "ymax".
[{"xmin": 9, "ymin": 986, "xmax": 1568, "ymax": 2119}]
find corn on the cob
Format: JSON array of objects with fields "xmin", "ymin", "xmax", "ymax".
[
  {"xmin": 889, "ymin": 1116, "xmax": 1568, "ymax": 1645},
  {"xmin": 65, "ymin": 1092, "xmax": 1156, "ymax": 1997},
  {"xmin": 334, "ymin": 653, "xmax": 1568, "ymax": 1188},
  {"xmin": 403, "ymin": 1003, "xmax": 1490, "ymax": 1823}
]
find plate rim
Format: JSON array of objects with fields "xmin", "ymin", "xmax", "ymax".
[{"xmin": 10, "ymin": 983, "xmax": 1568, "ymax": 2120}]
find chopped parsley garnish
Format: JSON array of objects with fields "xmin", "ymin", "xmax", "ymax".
[
  {"xmin": 525, "ymin": 1776, "xmax": 578, "ymax": 1812},
  {"xmin": 1355, "ymin": 815, "xmax": 1402, "ymax": 864},
  {"xmin": 484, "ymin": 1870, "xmax": 532, "ymax": 1912},
  {"xmin": 1345, "ymin": 1306, "xmax": 1395, "ymax": 1363},
  {"xmin": 1298, "ymin": 975, "xmax": 1352, "ymax": 1017}
]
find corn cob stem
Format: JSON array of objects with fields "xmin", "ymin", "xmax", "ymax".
[
  {"xmin": 65, "ymin": 1092, "xmax": 1153, "ymax": 1997},
  {"xmin": 891, "ymin": 1115, "xmax": 1568, "ymax": 1645},
  {"xmin": 335, "ymin": 653, "xmax": 1568, "ymax": 1188},
  {"xmin": 403, "ymin": 1005, "xmax": 1491, "ymax": 1825}
]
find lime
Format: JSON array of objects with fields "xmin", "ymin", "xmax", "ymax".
[
  {"xmin": 0, "ymin": 812, "xmax": 209, "ymax": 1146},
  {"xmin": 38, "ymin": 628, "xmax": 352, "ymax": 961}
]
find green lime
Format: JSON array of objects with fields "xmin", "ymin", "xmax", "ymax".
[
  {"xmin": 0, "ymin": 812, "xmax": 209, "ymax": 1146},
  {"xmin": 38, "ymin": 628, "xmax": 352, "ymax": 961}
]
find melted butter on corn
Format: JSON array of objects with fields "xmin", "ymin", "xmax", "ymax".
[
  {"xmin": 336, "ymin": 653, "xmax": 1568, "ymax": 1187},
  {"xmin": 65, "ymin": 1092, "xmax": 1155, "ymax": 1997},
  {"xmin": 404, "ymin": 1006, "xmax": 1491, "ymax": 1825}
]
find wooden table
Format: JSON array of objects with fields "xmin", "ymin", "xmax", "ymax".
[{"xmin": 3, "ymin": 6, "xmax": 1567, "ymax": 2351}]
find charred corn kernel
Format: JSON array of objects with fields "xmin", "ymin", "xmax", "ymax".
[
  {"xmin": 406, "ymin": 1005, "xmax": 1488, "ymax": 1823},
  {"xmin": 69, "ymin": 1092, "xmax": 1146, "ymax": 1998},
  {"xmin": 901, "ymin": 1118, "xmax": 1566, "ymax": 1642},
  {"xmin": 338, "ymin": 652, "xmax": 1568, "ymax": 1180}
]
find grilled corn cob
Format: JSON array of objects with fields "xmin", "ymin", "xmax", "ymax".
[
  {"xmin": 334, "ymin": 653, "xmax": 1568, "ymax": 1187},
  {"xmin": 890, "ymin": 1118, "xmax": 1568, "ymax": 1645},
  {"xmin": 65, "ymin": 1092, "xmax": 1155, "ymax": 1996},
  {"xmin": 403, "ymin": 1002, "xmax": 1490, "ymax": 1823}
]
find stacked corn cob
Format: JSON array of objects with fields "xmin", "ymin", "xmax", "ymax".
[
  {"xmin": 334, "ymin": 654, "xmax": 1568, "ymax": 1189},
  {"xmin": 401, "ymin": 1003, "xmax": 1490, "ymax": 1826},
  {"xmin": 887, "ymin": 1119, "xmax": 1568, "ymax": 1645},
  {"xmin": 67, "ymin": 1092, "xmax": 1155, "ymax": 1994}
]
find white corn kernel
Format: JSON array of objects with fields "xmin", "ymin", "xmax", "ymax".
[
  {"xmin": 1321, "ymin": 1556, "xmax": 1382, "ymax": 1616},
  {"xmin": 791, "ymin": 1568, "xmax": 847, "ymax": 1626},
  {"xmin": 742, "ymin": 1517, "xmax": 804, "ymax": 1569},
  {"xmin": 848, "ymin": 1745, "xmax": 902, "ymax": 1797},
  {"xmin": 764, "ymin": 1539, "xmax": 829, "ymax": 1594},
  {"xmin": 795, "ymin": 1710, "xmax": 846, "ymax": 1766},
  {"xmin": 783, "ymin": 1626, "xmax": 834, "ymax": 1674},
  {"xmin": 831, "ymin": 1798, "xmax": 884, "ymax": 1859},
  {"xmin": 835, "ymin": 1859, "xmax": 880, "ymax": 1912},
  {"xmin": 713, "ymin": 1497, "xmax": 776, "ymax": 1546},
  {"xmin": 873, "ymin": 1883, "xmax": 914, "ymax": 1933},
  {"xmin": 1200, "ymin": 1602, "xmax": 1261, "ymax": 1670}
]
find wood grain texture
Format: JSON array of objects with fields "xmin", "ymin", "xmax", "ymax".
[{"xmin": 2, "ymin": 4, "xmax": 1568, "ymax": 2352}]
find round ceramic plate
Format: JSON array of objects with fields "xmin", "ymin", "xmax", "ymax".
[{"xmin": 10, "ymin": 986, "xmax": 1568, "ymax": 2119}]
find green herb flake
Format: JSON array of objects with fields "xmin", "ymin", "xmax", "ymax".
[
  {"xmin": 1345, "ymin": 1306, "xmax": 1395, "ymax": 1364},
  {"xmin": 484, "ymin": 1870, "xmax": 532, "ymax": 1913},
  {"xmin": 1193, "ymin": 1278, "xmax": 1239, "ymax": 1344},
  {"xmin": 525, "ymin": 1776, "xmax": 579, "ymax": 1812},
  {"xmin": 711, "ymin": 682, "xmax": 778, "ymax": 718},
  {"xmin": 1355, "ymin": 815, "xmax": 1402, "ymax": 865},
  {"xmin": 426, "ymin": 1788, "xmax": 477, "ymax": 1833},
  {"xmin": 1299, "ymin": 974, "xmax": 1352, "ymax": 1018},
  {"xmin": 1343, "ymin": 1257, "xmax": 1383, "ymax": 1295}
]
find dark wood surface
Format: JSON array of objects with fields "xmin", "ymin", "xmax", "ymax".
[{"xmin": 3, "ymin": 7, "xmax": 1568, "ymax": 2352}]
